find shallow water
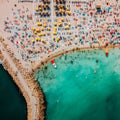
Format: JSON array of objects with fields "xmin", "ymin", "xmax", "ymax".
[
  {"xmin": 36, "ymin": 48, "xmax": 120, "ymax": 120},
  {"xmin": 0, "ymin": 65, "xmax": 27, "ymax": 120}
]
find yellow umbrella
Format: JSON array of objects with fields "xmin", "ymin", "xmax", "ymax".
[
  {"xmin": 53, "ymin": 31, "xmax": 57, "ymax": 35},
  {"xmin": 64, "ymin": 25, "xmax": 69, "ymax": 29},
  {"xmin": 35, "ymin": 7, "xmax": 39, "ymax": 11},
  {"xmin": 41, "ymin": 39, "xmax": 46, "ymax": 43},
  {"xmin": 53, "ymin": 27, "xmax": 57, "ymax": 31},
  {"xmin": 38, "ymin": 38, "xmax": 41, "ymax": 41},
  {"xmin": 68, "ymin": 30, "xmax": 72, "ymax": 34},
  {"xmin": 37, "ymin": 22, "xmax": 42, "ymax": 26},
  {"xmin": 61, "ymin": 9, "xmax": 64, "ymax": 13},
  {"xmin": 36, "ymin": 28, "xmax": 40, "ymax": 32},
  {"xmin": 38, "ymin": 33, "xmax": 42, "ymax": 36},
  {"xmin": 47, "ymin": 27, "xmax": 51, "ymax": 31},
  {"xmin": 34, "ymin": 31, "xmax": 37, "ymax": 34},
  {"xmin": 40, "ymin": 27, "xmax": 44, "ymax": 31},
  {"xmin": 54, "ymin": 22, "xmax": 57, "ymax": 26},
  {"xmin": 60, "ymin": 9, "xmax": 63, "ymax": 13},
  {"xmin": 56, "ymin": 37, "xmax": 60, "ymax": 41},
  {"xmin": 35, "ymin": 37, "xmax": 38, "ymax": 41},
  {"xmin": 43, "ymin": 23, "xmax": 47, "ymax": 27},
  {"xmin": 61, "ymin": 18, "xmax": 65, "ymax": 21},
  {"xmin": 66, "ymin": 7, "xmax": 69, "ymax": 11},
  {"xmin": 35, "ymin": 37, "xmax": 41, "ymax": 41},
  {"xmin": 41, "ymin": 32, "xmax": 44, "ymax": 36},
  {"xmin": 58, "ymin": 22, "xmax": 62, "ymax": 27},
  {"xmin": 67, "ymin": 11, "xmax": 71, "ymax": 15},
  {"xmin": 39, "ymin": 7, "xmax": 42, "ymax": 11}
]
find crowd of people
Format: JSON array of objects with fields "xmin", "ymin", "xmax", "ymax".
[{"xmin": 3, "ymin": 0, "xmax": 120, "ymax": 65}]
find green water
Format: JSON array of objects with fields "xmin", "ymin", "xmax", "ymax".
[
  {"xmin": 0, "ymin": 65, "xmax": 27, "ymax": 120},
  {"xmin": 36, "ymin": 48, "xmax": 120, "ymax": 120}
]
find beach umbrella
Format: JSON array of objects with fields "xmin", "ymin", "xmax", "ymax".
[
  {"xmin": 60, "ymin": 9, "xmax": 64, "ymax": 13},
  {"xmin": 67, "ymin": 22, "xmax": 71, "ymax": 26},
  {"xmin": 35, "ymin": 37, "xmax": 41, "ymax": 41},
  {"xmin": 38, "ymin": 38, "xmax": 41, "ymax": 41},
  {"xmin": 53, "ymin": 27, "xmax": 57, "ymax": 31},
  {"xmin": 54, "ymin": 22, "xmax": 57, "ymax": 26},
  {"xmin": 58, "ymin": 22, "xmax": 62, "ymax": 27},
  {"xmin": 66, "ymin": 11, "xmax": 71, "ymax": 15},
  {"xmin": 64, "ymin": 25, "xmax": 69, "ymax": 29},
  {"xmin": 56, "ymin": 37, "xmax": 60, "ymax": 42},
  {"xmin": 41, "ymin": 39, "xmax": 46, "ymax": 43},
  {"xmin": 35, "ymin": 7, "xmax": 39, "ymax": 11},
  {"xmin": 61, "ymin": 17, "xmax": 65, "ymax": 21},
  {"xmin": 40, "ymin": 27, "xmax": 44, "ymax": 31},
  {"xmin": 36, "ymin": 28, "xmax": 40, "ymax": 32},
  {"xmin": 38, "ymin": 33, "xmax": 42, "ymax": 36},
  {"xmin": 35, "ymin": 37, "xmax": 38, "ymax": 41},
  {"xmin": 68, "ymin": 30, "xmax": 72, "ymax": 34},
  {"xmin": 43, "ymin": 23, "xmax": 47, "ymax": 27},
  {"xmin": 37, "ymin": 22, "xmax": 42, "ymax": 26},
  {"xmin": 53, "ymin": 31, "xmax": 57, "ymax": 35},
  {"xmin": 47, "ymin": 27, "xmax": 51, "ymax": 31},
  {"xmin": 39, "ymin": 7, "xmax": 43, "ymax": 11},
  {"xmin": 66, "ymin": 7, "xmax": 69, "ymax": 11},
  {"xmin": 34, "ymin": 30, "xmax": 37, "ymax": 34}
]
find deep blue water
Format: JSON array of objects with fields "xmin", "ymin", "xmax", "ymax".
[
  {"xmin": 36, "ymin": 48, "xmax": 120, "ymax": 120},
  {"xmin": 0, "ymin": 65, "xmax": 27, "ymax": 120}
]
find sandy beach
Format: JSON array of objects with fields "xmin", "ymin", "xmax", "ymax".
[{"xmin": 0, "ymin": 0, "xmax": 120, "ymax": 120}]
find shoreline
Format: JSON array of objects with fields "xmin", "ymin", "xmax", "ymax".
[{"xmin": 32, "ymin": 44, "xmax": 120, "ymax": 72}]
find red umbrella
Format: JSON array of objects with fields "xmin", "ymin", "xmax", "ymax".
[{"xmin": 51, "ymin": 60, "xmax": 55, "ymax": 64}]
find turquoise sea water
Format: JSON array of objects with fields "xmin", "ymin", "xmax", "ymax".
[
  {"xmin": 0, "ymin": 65, "xmax": 27, "ymax": 120},
  {"xmin": 36, "ymin": 48, "xmax": 120, "ymax": 120}
]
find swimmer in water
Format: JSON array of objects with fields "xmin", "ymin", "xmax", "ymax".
[
  {"xmin": 56, "ymin": 100, "xmax": 59, "ymax": 103},
  {"xmin": 94, "ymin": 70, "xmax": 96, "ymax": 74}
]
